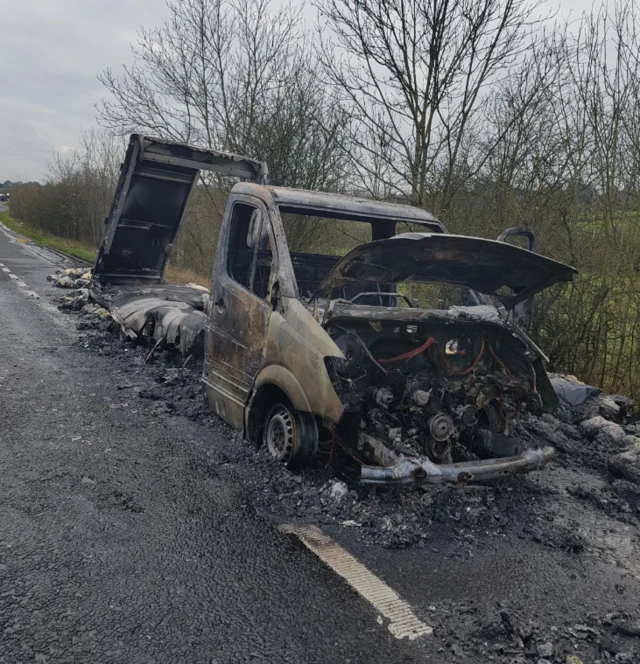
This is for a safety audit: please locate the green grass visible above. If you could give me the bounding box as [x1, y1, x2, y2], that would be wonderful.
[0, 211, 97, 264]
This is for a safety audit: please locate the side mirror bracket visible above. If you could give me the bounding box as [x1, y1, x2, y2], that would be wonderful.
[497, 226, 537, 333]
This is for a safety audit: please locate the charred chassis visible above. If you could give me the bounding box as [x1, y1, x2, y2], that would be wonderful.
[91, 135, 576, 485]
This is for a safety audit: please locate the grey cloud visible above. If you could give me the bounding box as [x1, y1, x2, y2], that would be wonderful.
[0, 0, 598, 182]
[0, 0, 169, 181]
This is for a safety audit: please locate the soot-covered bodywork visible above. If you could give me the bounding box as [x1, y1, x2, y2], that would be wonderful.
[92, 135, 577, 485]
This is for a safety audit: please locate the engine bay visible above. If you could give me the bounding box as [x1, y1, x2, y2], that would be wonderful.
[325, 315, 545, 466]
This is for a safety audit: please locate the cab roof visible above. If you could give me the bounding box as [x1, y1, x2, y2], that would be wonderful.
[232, 182, 445, 231]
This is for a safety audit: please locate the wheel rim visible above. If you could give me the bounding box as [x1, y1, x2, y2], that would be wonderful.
[265, 405, 297, 463]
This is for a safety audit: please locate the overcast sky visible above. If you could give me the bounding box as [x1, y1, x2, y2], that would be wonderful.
[0, 0, 594, 182]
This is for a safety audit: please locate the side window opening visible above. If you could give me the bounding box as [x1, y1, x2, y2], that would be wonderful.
[228, 202, 272, 299]
[279, 210, 375, 300]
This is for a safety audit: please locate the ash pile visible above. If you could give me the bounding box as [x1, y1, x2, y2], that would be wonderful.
[47, 267, 209, 360]
[48, 266, 112, 320]
[47, 266, 92, 289]
[49, 266, 212, 422]
[525, 375, 640, 476]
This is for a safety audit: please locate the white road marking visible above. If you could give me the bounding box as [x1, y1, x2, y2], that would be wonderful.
[1, 265, 40, 299]
[280, 524, 432, 640]
[0, 226, 73, 331]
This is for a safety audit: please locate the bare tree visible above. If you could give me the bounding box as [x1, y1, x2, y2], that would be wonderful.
[98, 0, 348, 191]
[315, 0, 550, 211]
[569, 1, 640, 241]
[48, 130, 125, 245]
[486, 0, 640, 396]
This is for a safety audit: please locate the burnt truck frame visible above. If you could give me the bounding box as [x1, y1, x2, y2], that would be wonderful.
[92, 135, 577, 485]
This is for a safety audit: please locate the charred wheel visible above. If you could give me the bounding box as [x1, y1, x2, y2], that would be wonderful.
[263, 403, 318, 467]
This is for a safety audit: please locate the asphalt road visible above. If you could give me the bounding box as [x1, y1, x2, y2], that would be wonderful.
[0, 222, 423, 663]
[2, 216, 640, 664]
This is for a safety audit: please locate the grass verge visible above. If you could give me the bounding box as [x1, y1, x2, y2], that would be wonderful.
[0, 210, 211, 287]
[0, 211, 97, 264]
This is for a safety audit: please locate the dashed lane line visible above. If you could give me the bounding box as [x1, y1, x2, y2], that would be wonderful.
[0, 262, 40, 298]
[0, 257, 69, 328]
[280, 524, 432, 641]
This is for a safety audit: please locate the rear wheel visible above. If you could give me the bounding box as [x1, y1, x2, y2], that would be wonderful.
[263, 403, 318, 467]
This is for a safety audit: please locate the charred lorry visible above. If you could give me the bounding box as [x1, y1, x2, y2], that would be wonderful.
[92, 135, 576, 485]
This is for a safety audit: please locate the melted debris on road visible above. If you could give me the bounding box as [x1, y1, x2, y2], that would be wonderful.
[47, 266, 92, 289]
[50, 269, 640, 544]
[51, 270, 640, 663]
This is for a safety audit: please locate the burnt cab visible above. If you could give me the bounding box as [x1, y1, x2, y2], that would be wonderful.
[203, 183, 575, 483]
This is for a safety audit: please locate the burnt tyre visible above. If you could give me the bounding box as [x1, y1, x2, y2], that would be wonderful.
[263, 403, 318, 467]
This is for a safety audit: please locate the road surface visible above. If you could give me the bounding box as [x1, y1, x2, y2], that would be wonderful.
[0, 221, 421, 663]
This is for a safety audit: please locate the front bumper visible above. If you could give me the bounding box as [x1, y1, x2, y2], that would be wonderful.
[360, 446, 555, 485]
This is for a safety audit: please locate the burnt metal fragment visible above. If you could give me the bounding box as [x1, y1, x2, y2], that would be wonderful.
[476, 428, 525, 458]
[360, 447, 555, 485]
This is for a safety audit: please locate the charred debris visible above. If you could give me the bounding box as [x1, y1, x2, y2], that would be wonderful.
[57, 134, 604, 486]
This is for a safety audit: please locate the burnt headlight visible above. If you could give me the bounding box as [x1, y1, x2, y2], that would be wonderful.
[331, 333, 365, 377]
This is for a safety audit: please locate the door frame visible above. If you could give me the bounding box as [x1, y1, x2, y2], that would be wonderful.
[203, 194, 277, 428]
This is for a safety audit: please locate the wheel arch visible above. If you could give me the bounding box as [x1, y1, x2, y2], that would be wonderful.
[245, 365, 311, 445]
